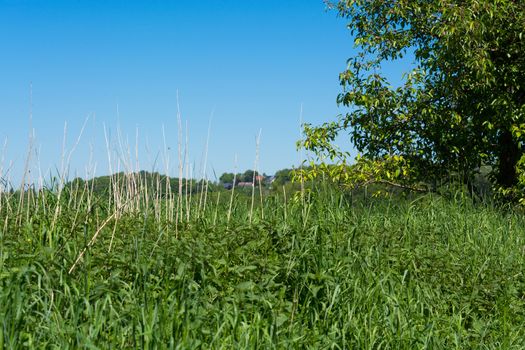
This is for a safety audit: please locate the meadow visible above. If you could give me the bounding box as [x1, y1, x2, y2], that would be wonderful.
[1, 174, 525, 349]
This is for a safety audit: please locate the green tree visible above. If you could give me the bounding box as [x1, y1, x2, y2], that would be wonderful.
[301, 0, 525, 200]
[273, 168, 292, 186]
[219, 172, 235, 184]
[240, 170, 259, 183]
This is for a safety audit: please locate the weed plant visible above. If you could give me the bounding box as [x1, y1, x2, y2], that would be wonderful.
[0, 181, 524, 349]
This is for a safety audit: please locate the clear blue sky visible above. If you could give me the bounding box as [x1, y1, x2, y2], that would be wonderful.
[0, 0, 390, 184]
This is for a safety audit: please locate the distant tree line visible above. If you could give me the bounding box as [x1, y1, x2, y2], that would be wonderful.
[59, 168, 298, 197]
[67, 171, 220, 197]
[218, 168, 294, 187]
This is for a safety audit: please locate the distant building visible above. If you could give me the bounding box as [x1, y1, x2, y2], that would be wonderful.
[223, 183, 233, 190]
[237, 182, 254, 187]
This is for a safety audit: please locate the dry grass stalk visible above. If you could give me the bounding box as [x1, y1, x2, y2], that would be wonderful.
[103, 124, 114, 210]
[17, 92, 34, 226]
[175, 91, 184, 237]
[213, 191, 220, 226]
[0, 138, 9, 214]
[162, 124, 173, 222]
[227, 155, 238, 225]
[249, 129, 262, 224]
[134, 128, 141, 212]
[50, 122, 68, 232]
[283, 185, 287, 223]
[198, 112, 213, 217]
[299, 104, 305, 204]
[177, 92, 184, 218]
[256, 130, 264, 220]
[68, 201, 125, 274]
[184, 121, 190, 223]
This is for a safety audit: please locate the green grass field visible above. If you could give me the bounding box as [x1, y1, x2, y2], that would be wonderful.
[1, 180, 524, 349]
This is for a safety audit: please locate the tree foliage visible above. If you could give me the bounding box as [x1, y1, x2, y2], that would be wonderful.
[301, 0, 525, 200]
[219, 172, 235, 184]
[273, 168, 293, 186]
[240, 170, 260, 183]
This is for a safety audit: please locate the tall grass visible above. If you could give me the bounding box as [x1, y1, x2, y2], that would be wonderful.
[0, 179, 524, 348]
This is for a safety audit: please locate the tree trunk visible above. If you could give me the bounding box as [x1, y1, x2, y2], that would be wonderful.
[496, 129, 521, 188]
